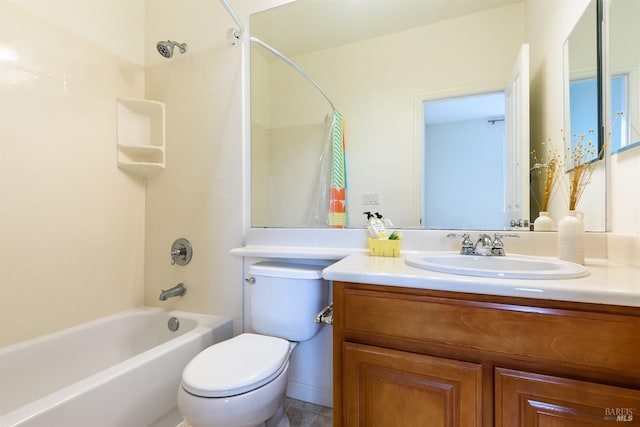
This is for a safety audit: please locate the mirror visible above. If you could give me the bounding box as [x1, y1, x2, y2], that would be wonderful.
[606, 0, 640, 232]
[250, 0, 529, 229]
[564, 0, 602, 159]
[609, 0, 640, 153]
[562, 0, 606, 231]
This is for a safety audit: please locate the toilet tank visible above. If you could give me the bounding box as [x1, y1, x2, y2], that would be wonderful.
[248, 261, 329, 342]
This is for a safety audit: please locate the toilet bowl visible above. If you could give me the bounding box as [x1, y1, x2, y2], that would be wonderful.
[177, 262, 329, 427]
[178, 334, 292, 427]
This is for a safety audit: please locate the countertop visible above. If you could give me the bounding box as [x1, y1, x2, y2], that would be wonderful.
[231, 244, 640, 307]
[229, 245, 357, 260]
[322, 252, 640, 307]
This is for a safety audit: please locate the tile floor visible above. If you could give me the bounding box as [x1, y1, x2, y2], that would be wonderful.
[174, 398, 332, 427]
[284, 397, 333, 427]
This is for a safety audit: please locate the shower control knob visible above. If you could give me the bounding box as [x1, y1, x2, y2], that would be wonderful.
[170, 238, 192, 266]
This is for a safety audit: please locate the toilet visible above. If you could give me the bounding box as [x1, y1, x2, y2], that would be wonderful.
[177, 261, 329, 427]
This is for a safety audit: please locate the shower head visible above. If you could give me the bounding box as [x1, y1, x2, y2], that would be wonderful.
[156, 40, 188, 58]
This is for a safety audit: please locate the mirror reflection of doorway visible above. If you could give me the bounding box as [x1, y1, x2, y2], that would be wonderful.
[423, 92, 506, 229]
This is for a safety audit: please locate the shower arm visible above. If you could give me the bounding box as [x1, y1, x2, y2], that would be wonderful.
[250, 36, 337, 112]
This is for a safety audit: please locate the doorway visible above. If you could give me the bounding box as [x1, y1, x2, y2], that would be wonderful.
[423, 92, 506, 229]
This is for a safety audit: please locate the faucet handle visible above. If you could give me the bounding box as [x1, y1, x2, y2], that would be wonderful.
[170, 248, 185, 265]
[491, 233, 519, 255]
[447, 233, 474, 254]
[170, 238, 193, 266]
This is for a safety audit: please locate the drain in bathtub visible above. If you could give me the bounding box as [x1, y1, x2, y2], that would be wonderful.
[168, 317, 180, 332]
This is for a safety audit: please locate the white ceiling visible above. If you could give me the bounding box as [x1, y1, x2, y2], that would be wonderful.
[424, 92, 506, 125]
[251, 0, 523, 57]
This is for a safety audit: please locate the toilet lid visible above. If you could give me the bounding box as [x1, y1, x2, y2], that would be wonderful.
[181, 333, 291, 398]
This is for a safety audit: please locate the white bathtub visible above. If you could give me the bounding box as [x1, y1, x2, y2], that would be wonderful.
[0, 307, 233, 427]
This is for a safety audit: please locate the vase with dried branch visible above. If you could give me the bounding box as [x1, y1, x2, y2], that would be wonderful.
[531, 139, 562, 231]
[565, 132, 598, 211]
[557, 130, 599, 265]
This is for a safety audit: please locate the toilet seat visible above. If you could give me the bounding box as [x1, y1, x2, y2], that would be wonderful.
[181, 333, 291, 398]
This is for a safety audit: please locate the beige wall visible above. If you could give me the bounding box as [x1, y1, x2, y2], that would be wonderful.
[0, 0, 255, 346]
[142, 0, 246, 330]
[0, 2, 146, 347]
[0, 0, 283, 347]
[140, 0, 293, 330]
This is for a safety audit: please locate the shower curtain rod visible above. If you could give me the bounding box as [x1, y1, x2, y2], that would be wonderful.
[219, 0, 245, 43]
[217, 0, 337, 112]
[250, 36, 337, 112]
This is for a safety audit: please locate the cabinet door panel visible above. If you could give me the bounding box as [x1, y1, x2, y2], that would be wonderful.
[496, 368, 640, 426]
[342, 342, 482, 427]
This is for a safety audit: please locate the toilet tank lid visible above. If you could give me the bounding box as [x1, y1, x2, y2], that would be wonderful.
[248, 261, 327, 279]
[181, 333, 290, 398]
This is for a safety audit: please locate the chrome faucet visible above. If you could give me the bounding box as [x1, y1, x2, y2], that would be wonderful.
[448, 233, 519, 256]
[474, 233, 494, 255]
[159, 283, 187, 301]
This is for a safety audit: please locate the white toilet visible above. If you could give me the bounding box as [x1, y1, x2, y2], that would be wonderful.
[177, 261, 329, 427]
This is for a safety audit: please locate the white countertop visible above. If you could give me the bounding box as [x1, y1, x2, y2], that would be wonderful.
[229, 245, 357, 260]
[322, 252, 640, 307]
[231, 229, 640, 307]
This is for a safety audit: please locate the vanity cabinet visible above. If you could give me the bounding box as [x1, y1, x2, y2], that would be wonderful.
[332, 281, 640, 427]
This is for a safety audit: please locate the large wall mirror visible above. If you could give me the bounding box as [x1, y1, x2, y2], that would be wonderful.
[250, 0, 605, 231]
[562, 0, 606, 231]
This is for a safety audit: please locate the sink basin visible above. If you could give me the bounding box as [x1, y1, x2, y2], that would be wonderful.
[405, 252, 589, 280]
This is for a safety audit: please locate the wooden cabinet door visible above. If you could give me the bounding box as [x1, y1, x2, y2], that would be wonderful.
[496, 368, 640, 426]
[342, 342, 482, 427]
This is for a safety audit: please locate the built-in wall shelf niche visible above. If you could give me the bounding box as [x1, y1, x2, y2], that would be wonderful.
[116, 97, 165, 177]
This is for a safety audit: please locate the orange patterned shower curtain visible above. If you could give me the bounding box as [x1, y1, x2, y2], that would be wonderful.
[328, 111, 347, 228]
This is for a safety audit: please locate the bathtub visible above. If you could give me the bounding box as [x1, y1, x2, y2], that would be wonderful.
[0, 307, 233, 427]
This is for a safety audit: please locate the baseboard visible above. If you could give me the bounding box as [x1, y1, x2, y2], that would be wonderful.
[286, 379, 333, 408]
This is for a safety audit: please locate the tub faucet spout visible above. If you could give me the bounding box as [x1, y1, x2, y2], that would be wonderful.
[159, 283, 187, 301]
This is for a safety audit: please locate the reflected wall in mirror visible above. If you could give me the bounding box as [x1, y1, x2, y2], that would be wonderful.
[557, 0, 606, 231]
[606, 0, 640, 233]
[250, 0, 529, 229]
[423, 92, 505, 230]
[565, 0, 601, 160]
[609, 0, 640, 154]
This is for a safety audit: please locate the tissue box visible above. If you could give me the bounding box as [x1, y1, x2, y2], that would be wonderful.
[368, 238, 402, 257]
